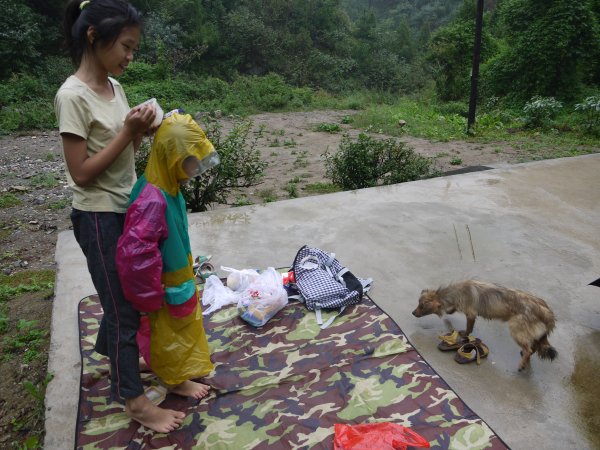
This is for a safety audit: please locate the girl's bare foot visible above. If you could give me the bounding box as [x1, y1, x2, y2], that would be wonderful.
[125, 394, 185, 433]
[170, 380, 211, 400]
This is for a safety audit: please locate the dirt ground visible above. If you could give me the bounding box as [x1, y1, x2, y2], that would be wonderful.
[0, 109, 577, 445]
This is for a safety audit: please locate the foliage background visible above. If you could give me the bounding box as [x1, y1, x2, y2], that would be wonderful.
[1, 0, 597, 136]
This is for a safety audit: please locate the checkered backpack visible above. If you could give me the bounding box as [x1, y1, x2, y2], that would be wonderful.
[291, 245, 372, 328]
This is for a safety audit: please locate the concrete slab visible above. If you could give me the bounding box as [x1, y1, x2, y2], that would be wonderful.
[45, 154, 600, 450]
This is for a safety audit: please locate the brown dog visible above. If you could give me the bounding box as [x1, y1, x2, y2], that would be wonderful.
[412, 280, 558, 371]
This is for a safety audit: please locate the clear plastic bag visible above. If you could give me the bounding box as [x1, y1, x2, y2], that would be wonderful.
[222, 266, 260, 292]
[201, 274, 239, 315]
[237, 267, 288, 327]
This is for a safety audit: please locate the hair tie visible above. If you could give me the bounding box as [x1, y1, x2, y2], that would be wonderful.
[80, 0, 91, 10]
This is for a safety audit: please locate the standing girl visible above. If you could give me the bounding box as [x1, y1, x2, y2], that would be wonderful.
[55, 0, 184, 433]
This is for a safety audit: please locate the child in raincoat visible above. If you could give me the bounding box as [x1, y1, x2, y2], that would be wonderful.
[116, 112, 215, 400]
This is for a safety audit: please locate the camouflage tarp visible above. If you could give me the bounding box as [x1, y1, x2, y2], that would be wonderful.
[76, 293, 509, 449]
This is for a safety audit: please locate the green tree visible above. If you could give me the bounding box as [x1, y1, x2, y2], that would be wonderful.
[483, 0, 598, 102]
[0, 0, 42, 79]
[426, 0, 497, 101]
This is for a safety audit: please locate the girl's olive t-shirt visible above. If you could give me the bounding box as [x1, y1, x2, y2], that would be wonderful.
[54, 75, 136, 213]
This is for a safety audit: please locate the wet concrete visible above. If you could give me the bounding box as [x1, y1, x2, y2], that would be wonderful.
[45, 154, 600, 449]
[570, 331, 600, 449]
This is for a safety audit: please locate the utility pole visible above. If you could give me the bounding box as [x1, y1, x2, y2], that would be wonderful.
[467, 0, 484, 134]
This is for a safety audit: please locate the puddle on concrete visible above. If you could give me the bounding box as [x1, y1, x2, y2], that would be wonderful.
[209, 211, 252, 225]
[569, 331, 600, 449]
[486, 178, 501, 185]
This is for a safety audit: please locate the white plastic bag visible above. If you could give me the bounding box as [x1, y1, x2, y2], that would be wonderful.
[237, 267, 288, 327]
[201, 275, 239, 315]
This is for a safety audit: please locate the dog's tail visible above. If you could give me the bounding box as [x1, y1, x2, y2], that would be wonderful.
[536, 334, 558, 361]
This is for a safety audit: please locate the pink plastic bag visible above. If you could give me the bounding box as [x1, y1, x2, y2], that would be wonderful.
[333, 423, 430, 450]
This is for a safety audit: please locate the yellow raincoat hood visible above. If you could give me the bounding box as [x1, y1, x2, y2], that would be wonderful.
[145, 112, 215, 196]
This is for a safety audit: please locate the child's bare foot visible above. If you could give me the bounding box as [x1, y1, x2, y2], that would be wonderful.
[111, 357, 150, 379]
[125, 394, 185, 433]
[139, 356, 150, 372]
[170, 380, 211, 400]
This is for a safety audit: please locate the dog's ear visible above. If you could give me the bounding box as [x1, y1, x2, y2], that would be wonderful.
[420, 289, 426, 294]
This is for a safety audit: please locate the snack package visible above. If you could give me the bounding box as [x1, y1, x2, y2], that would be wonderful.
[237, 267, 288, 327]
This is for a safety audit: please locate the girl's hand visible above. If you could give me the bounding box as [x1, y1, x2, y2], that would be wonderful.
[124, 104, 157, 137]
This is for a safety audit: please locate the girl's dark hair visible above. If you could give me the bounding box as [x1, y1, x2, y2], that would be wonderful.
[63, 0, 142, 64]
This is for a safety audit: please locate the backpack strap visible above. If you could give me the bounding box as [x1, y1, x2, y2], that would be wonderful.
[315, 306, 346, 329]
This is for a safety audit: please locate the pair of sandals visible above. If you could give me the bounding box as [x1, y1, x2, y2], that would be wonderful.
[438, 330, 489, 365]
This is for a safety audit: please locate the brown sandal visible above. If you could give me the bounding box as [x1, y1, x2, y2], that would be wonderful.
[437, 330, 476, 351]
[454, 340, 489, 365]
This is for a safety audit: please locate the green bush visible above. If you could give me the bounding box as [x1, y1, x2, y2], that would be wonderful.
[181, 117, 267, 212]
[34, 56, 73, 88]
[574, 96, 600, 133]
[196, 77, 232, 101]
[0, 74, 51, 105]
[0, 101, 56, 134]
[125, 73, 312, 117]
[522, 96, 563, 128]
[314, 123, 342, 133]
[231, 74, 291, 110]
[324, 133, 436, 190]
[0, 193, 21, 208]
[118, 61, 168, 84]
[0, 66, 319, 133]
[134, 140, 151, 177]
[0, 72, 58, 134]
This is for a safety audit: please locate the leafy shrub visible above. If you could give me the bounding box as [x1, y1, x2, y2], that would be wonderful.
[0, 101, 56, 134]
[314, 123, 342, 133]
[323, 133, 436, 190]
[522, 96, 563, 128]
[0, 193, 21, 208]
[0, 305, 7, 334]
[231, 73, 295, 110]
[134, 140, 151, 177]
[435, 101, 468, 117]
[0, 74, 51, 105]
[181, 117, 267, 212]
[0, 73, 57, 134]
[574, 96, 600, 133]
[29, 173, 59, 188]
[196, 77, 232, 101]
[118, 61, 168, 84]
[475, 112, 507, 131]
[126, 79, 206, 110]
[34, 56, 73, 88]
